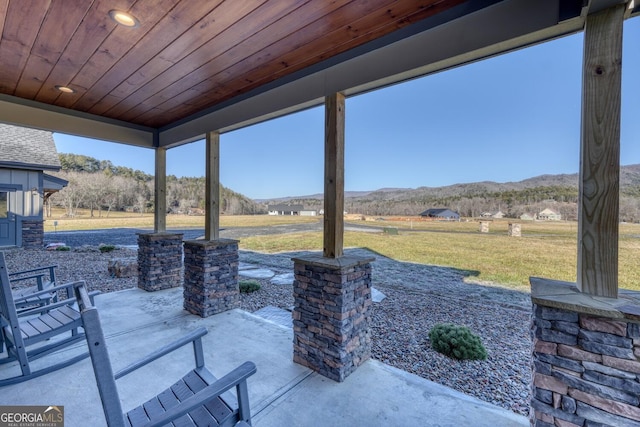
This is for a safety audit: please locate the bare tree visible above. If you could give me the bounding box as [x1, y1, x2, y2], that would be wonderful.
[51, 171, 85, 217]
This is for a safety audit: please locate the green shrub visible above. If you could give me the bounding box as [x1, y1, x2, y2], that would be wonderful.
[55, 245, 71, 251]
[428, 323, 487, 361]
[99, 244, 116, 253]
[239, 279, 261, 293]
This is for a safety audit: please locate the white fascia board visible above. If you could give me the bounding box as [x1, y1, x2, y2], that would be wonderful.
[0, 94, 155, 148]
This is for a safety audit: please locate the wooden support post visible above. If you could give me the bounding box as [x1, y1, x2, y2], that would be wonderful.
[205, 131, 220, 241]
[577, 5, 624, 298]
[154, 147, 167, 233]
[324, 93, 345, 258]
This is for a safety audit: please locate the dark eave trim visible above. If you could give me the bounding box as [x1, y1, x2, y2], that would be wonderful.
[0, 161, 60, 171]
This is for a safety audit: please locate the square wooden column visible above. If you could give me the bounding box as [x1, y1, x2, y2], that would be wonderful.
[324, 92, 345, 258]
[293, 92, 373, 382]
[205, 131, 220, 241]
[183, 131, 239, 316]
[154, 147, 167, 233]
[577, 5, 624, 298]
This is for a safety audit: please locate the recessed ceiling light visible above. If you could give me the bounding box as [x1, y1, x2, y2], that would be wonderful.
[55, 85, 76, 94]
[109, 10, 139, 28]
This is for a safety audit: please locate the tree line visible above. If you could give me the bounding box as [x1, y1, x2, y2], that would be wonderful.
[49, 154, 263, 217]
[268, 185, 640, 222]
[51, 154, 640, 222]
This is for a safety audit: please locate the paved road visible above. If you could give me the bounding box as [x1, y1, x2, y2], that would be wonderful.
[44, 221, 383, 247]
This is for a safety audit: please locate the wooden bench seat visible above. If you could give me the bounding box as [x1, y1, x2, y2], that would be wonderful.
[125, 369, 238, 427]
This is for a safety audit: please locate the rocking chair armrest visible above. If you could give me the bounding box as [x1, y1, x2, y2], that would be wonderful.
[8, 265, 57, 278]
[18, 280, 82, 299]
[143, 361, 257, 427]
[17, 296, 81, 317]
[9, 273, 48, 285]
[114, 327, 209, 380]
[17, 282, 100, 317]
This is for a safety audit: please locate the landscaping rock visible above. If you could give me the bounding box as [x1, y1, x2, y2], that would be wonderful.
[108, 258, 138, 278]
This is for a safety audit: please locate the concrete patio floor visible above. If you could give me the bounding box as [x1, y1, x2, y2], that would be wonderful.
[0, 287, 528, 426]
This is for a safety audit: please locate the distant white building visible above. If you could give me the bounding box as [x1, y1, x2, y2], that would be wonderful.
[268, 204, 304, 215]
[537, 208, 561, 221]
[481, 211, 504, 219]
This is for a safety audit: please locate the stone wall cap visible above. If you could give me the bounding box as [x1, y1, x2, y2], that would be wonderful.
[137, 232, 184, 238]
[183, 238, 239, 247]
[531, 276, 640, 321]
[292, 254, 375, 269]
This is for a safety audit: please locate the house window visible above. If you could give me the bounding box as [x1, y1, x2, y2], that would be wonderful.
[0, 192, 7, 218]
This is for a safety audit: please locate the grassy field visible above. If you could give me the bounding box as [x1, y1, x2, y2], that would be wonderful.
[240, 218, 640, 292]
[43, 208, 318, 231]
[43, 209, 640, 291]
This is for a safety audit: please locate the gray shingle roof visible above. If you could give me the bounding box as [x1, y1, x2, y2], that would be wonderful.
[0, 123, 61, 171]
[268, 204, 304, 211]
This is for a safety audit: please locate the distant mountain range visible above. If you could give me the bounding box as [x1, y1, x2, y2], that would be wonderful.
[256, 164, 640, 221]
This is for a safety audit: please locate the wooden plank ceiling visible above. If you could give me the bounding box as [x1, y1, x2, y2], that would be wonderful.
[0, 0, 463, 130]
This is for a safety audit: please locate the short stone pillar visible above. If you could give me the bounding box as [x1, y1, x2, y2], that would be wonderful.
[530, 277, 640, 427]
[183, 239, 240, 318]
[292, 254, 374, 382]
[479, 221, 490, 233]
[508, 223, 521, 237]
[137, 233, 183, 291]
[21, 220, 43, 249]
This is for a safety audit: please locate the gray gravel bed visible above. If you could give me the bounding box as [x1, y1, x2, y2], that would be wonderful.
[4, 244, 532, 417]
[237, 249, 532, 416]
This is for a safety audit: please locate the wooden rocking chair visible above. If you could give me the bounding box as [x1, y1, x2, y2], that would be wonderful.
[0, 252, 97, 386]
[75, 282, 257, 427]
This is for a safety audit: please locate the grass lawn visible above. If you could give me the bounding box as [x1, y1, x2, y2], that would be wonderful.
[239, 219, 640, 292]
[43, 209, 640, 292]
[43, 208, 318, 231]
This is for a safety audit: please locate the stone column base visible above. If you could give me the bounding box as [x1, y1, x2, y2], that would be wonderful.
[22, 220, 43, 249]
[137, 233, 183, 291]
[183, 239, 239, 318]
[530, 277, 640, 427]
[293, 254, 374, 382]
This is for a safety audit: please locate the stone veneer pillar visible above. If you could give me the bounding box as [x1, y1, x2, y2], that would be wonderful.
[293, 254, 374, 382]
[530, 277, 640, 427]
[137, 233, 183, 291]
[183, 239, 239, 318]
[21, 220, 43, 249]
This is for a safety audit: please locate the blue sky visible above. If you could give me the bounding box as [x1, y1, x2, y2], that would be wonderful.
[54, 18, 640, 200]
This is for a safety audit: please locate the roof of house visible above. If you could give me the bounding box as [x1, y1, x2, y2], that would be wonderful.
[539, 208, 559, 215]
[43, 173, 68, 191]
[0, 124, 61, 171]
[268, 204, 304, 211]
[419, 208, 459, 217]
